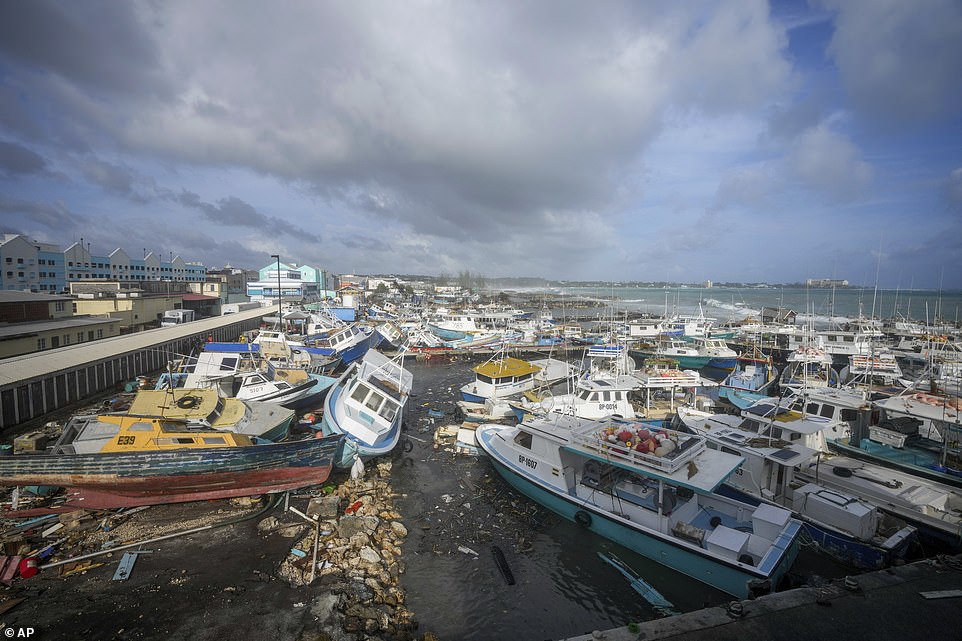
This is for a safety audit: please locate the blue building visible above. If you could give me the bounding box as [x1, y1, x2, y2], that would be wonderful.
[247, 261, 334, 302]
[0, 234, 207, 293]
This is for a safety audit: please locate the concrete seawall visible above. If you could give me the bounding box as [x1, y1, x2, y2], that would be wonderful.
[561, 555, 962, 641]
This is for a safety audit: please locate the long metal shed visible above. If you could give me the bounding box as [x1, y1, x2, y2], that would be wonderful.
[0, 307, 268, 431]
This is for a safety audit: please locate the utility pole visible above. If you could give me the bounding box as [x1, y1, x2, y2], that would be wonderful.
[271, 254, 282, 329]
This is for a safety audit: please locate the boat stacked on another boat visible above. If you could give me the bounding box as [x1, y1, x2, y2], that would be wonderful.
[477, 414, 802, 598]
[158, 351, 337, 411]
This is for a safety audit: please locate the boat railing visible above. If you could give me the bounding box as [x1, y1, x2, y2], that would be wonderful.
[568, 424, 706, 474]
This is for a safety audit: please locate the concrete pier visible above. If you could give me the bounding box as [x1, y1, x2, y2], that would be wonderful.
[0, 307, 267, 430]
[561, 555, 962, 641]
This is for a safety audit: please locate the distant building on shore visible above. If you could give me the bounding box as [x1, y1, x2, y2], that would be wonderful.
[0, 233, 207, 293]
[806, 278, 849, 287]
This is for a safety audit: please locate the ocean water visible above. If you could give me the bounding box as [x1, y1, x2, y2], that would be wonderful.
[394, 357, 848, 640]
[536, 285, 962, 329]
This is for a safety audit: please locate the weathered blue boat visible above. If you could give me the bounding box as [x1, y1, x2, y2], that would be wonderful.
[0, 412, 344, 510]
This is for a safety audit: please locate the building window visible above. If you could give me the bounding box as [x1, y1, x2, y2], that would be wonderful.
[4, 257, 10, 263]
[88, 331, 94, 340]
[77, 332, 84, 343]
[54, 301, 65, 312]
[37, 338, 46, 350]
[17, 258, 23, 264]
[63, 335, 69, 345]
[97, 329, 104, 338]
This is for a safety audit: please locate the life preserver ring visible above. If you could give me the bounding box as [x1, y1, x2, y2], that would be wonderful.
[176, 395, 200, 409]
[574, 510, 592, 527]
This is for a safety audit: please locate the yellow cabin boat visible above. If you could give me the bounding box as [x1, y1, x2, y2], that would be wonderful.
[62, 414, 255, 454]
[125, 388, 295, 442]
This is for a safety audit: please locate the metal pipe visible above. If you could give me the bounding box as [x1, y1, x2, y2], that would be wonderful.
[40, 523, 214, 570]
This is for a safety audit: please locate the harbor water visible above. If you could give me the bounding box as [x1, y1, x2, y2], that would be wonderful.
[393, 356, 850, 641]
[532, 286, 962, 328]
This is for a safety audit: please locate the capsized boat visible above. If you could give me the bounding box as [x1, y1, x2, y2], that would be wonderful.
[477, 415, 802, 598]
[319, 349, 413, 466]
[0, 414, 345, 509]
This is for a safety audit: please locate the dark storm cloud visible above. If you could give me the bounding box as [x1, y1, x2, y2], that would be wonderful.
[0, 141, 48, 176]
[174, 191, 320, 243]
[0, 195, 85, 229]
[0, 1, 164, 95]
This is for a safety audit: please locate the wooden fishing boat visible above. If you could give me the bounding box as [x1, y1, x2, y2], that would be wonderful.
[0, 414, 344, 509]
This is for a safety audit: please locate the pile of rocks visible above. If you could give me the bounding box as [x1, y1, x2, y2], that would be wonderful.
[273, 461, 419, 640]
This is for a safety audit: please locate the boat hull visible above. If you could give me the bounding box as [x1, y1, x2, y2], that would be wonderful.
[0, 435, 344, 509]
[479, 431, 798, 599]
[320, 376, 402, 466]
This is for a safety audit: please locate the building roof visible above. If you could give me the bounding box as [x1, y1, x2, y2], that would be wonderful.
[0, 291, 72, 303]
[0, 316, 121, 339]
[0, 306, 268, 387]
[181, 293, 220, 301]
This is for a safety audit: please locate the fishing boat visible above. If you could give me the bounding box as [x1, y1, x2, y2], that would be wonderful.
[778, 345, 839, 392]
[713, 395, 962, 550]
[0, 413, 344, 509]
[157, 351, 337, 411]
[304, 322, 384, 366]
[374, 320, 407, 351]
[126, 388, 296, 442]
[319, 349, 413, 466]
[629, 337, 712, 370]
[688, 336, 738, 370]
[630, 358, 717, 419]
[509, 374, 641, 422]
[477, 415, 802, 598]
[717, 347, 778, 409]
[459, 352, 577, 403]
[206, 331, 341, 374]
[672, 407, 918, 570]
[790, 387, 962, 488]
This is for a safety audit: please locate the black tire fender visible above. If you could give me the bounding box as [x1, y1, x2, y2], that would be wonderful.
[574, 510, 592, 527]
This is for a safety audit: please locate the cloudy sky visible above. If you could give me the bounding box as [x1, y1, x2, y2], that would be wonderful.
[1, 1, 960, 287]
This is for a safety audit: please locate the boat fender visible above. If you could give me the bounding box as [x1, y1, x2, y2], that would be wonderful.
[709, 515, 722, 528]
[832, 466, 853, 478]
[492, 545, 516, 585]
[574, 510, 592, 527]
[176, 395, 200, 409]
[738, 554, 755, 566]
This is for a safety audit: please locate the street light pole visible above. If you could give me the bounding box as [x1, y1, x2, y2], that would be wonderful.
[270, 254, 282, 330]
